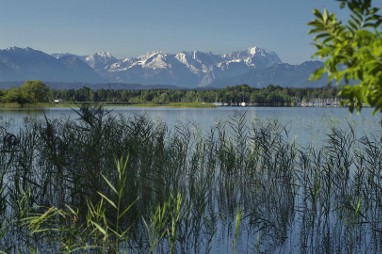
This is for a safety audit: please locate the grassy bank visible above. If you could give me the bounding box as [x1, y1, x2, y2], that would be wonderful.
[0, 102, 47, 109]
[0, 102, 78, 109]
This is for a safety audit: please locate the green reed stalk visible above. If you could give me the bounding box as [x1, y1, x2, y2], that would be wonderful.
[1, 104, 381, 252]
[232, 207, 242, 254]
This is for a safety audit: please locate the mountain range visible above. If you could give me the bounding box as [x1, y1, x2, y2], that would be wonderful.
[0, 46, 327, 89]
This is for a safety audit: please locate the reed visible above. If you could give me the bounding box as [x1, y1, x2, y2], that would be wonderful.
[0, 104, 381, 253]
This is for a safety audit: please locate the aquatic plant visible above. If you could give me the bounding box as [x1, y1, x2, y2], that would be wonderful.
[0, 105, 380, 253]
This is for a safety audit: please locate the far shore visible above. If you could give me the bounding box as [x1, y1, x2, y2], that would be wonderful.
[0, 101, 351, 110]
[0, 101, 216, 109]
[0, 100, 356, 110]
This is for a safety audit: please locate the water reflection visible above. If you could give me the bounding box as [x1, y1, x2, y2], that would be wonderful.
[0, 106, 381, 253]
[1, 106, 379, 146]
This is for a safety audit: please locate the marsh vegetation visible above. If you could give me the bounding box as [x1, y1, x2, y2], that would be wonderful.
[0, 104, 381, 253]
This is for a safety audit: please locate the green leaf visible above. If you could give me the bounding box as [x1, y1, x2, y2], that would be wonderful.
[309, 67, 326, 81]
[348, 20, 359, 32]
[314, 33, 331, 41]
[101, 174, 118, 195]
[90, 221, 107, 236]
[97, 191, 117, 209]
[350, 12, 363, 25]
[119, 197, 139, 220]
[312, 9, 323, 20]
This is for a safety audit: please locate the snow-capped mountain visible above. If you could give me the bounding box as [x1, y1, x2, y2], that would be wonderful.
[222, 47, 281, 68]
[0, 46, 327, 88]
[82, 52, 118, 72]
[77, 46, 282, 87]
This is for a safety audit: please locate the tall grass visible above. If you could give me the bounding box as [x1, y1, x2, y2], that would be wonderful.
[0, 104, 381, 253]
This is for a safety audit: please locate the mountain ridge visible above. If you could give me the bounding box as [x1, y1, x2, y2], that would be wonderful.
[0, 46, 327, 88]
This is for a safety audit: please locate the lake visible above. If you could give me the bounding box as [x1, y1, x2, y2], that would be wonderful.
[1, 106, 380, 145]
[1, 106, 381, 253]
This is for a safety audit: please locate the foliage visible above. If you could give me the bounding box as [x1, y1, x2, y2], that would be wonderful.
[0, 82, 342, 107]
[21, 80, 50, 103]
[86, 156, 138, 252]
[144, 192, 188, 254]
[21, 156, 138, 253]
[309, 0, 382, 113]
[1, 87, 28, 104]
[0, 80, 49, 105]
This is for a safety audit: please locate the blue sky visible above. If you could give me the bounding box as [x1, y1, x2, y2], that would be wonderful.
[1, 0, 350, 64]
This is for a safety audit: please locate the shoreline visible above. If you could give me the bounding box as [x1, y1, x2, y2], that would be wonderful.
[0, 102, 216, 109]
[0, 101, 351, 110]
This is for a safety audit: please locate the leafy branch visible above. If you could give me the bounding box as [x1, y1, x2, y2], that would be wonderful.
[309, 0, 382, 113]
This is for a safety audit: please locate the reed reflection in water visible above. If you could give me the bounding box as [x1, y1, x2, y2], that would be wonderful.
[0, 105, 381, 253]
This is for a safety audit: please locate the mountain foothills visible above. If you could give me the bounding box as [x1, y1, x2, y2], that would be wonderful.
[0, 46, 327, 88]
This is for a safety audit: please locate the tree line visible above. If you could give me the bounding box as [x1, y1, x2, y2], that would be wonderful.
[0, 80, 341, 106]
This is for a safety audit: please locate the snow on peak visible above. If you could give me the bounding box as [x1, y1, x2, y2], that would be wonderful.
[87, 51, 116, 61]
[193, 51, 199, 60]
[131, 51, 169, 69]
[139, 50, 164, 60]
[98, 51, 113, 57]
[175, 52, 188, 65]
[5, 46, 35, 53]
[249, 47, 257, 55]
[89, 52, 116, 61]
[144, 54, 168, 69]
[83, 51, 118, 70]
[242, 46, 275, 58]
[6, 46, 20, 51]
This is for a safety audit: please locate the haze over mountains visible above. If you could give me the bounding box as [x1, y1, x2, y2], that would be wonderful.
[0, 46, 327, 89]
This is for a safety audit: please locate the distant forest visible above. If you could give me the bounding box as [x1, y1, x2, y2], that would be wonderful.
[0, 81, 341, 106]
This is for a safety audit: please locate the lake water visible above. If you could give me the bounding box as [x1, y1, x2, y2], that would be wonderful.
[1, 106, 382, 253]
[1, 106, 380, 146]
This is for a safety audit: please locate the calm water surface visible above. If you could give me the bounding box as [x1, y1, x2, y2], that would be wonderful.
[0, 106, 380, 145]
[1, 106, 382, 253]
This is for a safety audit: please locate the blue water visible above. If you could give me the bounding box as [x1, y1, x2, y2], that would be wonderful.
[1, 106, 381, 253]
[1, 106, 380, 145]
